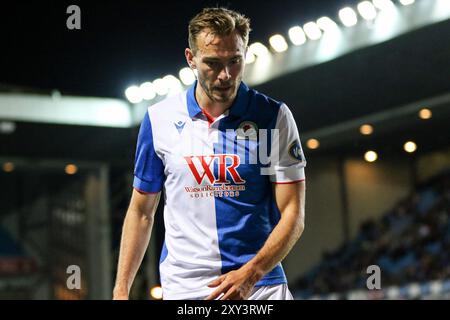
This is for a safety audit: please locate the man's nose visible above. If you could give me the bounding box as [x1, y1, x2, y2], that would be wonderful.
[218, 66, 231, 81]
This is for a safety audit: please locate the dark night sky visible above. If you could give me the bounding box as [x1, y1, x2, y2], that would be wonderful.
[1, 0, 355, 99]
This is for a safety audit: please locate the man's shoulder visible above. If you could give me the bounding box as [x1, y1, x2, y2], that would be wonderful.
[248, 86, 284, 109]
[246, 86, 286, 119]
[146, 90, 187, 115]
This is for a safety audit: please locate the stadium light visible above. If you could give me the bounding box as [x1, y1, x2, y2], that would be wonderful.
[248, 42, 270, 57]
[125, 85, 143, 104]
[316, 17, 338, 33]
[65, 164, 78, 175]
[339, 7, 358, 27]
[372, 0, 395, 11]
[404, 141, 417, 153]
[419, 108, 432, 120]
[179, 67, 196, 86]
[364, 150, 378, 162]
[269, 34, 289, 53]
[163, 75, 183, 96]
[360, 124, 374, 135]
[307, 139, 320, 150]
[288, 26, 307, 46]
[150, 285, 163, 300]
[399, 0, 415, 5]
[303, 22, 322, 40]
[2, 162, 14, 173]
[245, 51, 256, 64]
[140, 82, 156, 100]
[357, 1, 378, 20]
[153, 78, 169, 96]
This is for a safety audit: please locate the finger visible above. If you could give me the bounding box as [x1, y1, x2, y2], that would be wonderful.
[205, 282, 231, 300]
[207, 275, 225, 287]
[205, 284, 226, 300]
[220, 287, 237, 300]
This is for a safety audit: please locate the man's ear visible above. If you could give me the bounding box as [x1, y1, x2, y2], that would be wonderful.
[185, 48, 196, 69]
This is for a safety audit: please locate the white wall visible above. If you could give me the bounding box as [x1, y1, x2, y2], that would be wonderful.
[344, 157, 413, 238]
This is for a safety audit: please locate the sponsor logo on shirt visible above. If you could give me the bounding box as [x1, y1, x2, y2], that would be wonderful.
[183, 154, 246, 198]
[184, 154, 245, 185]
[174, 121, 186, 134]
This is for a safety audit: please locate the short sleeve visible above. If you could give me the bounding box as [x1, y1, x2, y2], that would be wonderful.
[133, 112, 164, 193]
[270, 104, 307, 183]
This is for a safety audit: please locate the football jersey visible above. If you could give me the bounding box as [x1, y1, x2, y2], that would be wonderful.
[133, 81, 306, 299]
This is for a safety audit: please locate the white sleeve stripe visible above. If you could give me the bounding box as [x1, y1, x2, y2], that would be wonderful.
[270, 166, 305, 183]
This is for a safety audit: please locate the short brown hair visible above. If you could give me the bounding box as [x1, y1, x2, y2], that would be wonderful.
[188, 7, 251, 53]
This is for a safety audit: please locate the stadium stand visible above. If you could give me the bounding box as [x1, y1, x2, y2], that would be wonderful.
[293, 168, 450, 299]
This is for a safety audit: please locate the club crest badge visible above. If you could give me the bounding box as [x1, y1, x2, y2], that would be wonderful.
[236, 121, 258, 140]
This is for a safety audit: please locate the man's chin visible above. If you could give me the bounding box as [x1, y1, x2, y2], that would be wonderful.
[212, 90, 237, 103]
[214, 95, 235, 103]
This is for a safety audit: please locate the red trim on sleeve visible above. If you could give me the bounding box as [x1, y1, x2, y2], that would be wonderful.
[272, 179, 305, 185]
[134, 187, 159, 195]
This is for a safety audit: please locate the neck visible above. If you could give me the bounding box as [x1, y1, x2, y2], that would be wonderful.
[195, 84, 234, 118]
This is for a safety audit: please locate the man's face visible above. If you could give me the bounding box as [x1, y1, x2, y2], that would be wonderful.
[188, 29, 246, 104]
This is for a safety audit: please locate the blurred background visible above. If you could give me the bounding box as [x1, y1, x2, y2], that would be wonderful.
[0, 0, 449, 300]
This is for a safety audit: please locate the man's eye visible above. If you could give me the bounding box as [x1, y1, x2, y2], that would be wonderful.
[206, 61, 219, 67]
[230, 59, 241, 64]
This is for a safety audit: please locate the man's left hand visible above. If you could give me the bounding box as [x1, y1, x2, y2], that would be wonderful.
[205, 265, 260, 300]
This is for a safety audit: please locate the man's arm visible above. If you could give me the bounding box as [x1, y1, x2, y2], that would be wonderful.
[113, 189, 161, 299]
[206, 181, 305, 300]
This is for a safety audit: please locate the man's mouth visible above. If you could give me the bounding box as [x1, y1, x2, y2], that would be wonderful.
[215, 85, 232, 92]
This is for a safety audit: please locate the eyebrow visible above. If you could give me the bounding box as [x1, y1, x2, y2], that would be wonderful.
[202, 55, 243, 62]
